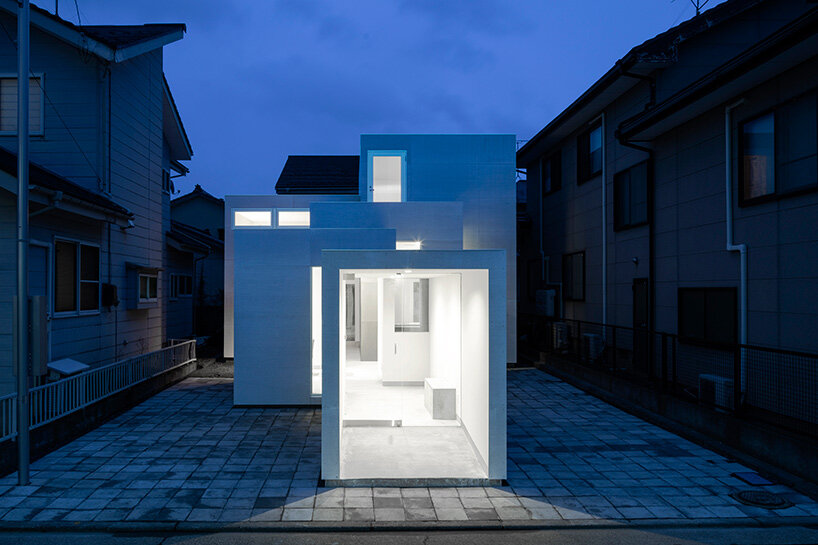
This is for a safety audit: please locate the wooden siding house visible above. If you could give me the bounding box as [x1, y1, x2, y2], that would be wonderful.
[0, 2, 194, 394]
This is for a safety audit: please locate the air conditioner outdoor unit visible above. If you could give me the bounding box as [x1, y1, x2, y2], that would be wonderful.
[552, 322, 569, 350]
[699, 374, 734, 410]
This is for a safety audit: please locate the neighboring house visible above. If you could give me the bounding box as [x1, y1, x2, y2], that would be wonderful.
[225, 135, 515, 484]
[171, 184, 225, 340]
[0, 3, 193, 394]
[517, 0, 818, 353]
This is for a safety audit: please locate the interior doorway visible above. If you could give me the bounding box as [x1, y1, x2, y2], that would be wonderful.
[337, 269, 490, 480]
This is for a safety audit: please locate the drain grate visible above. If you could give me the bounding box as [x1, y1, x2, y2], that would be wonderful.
[731, 490, 793, 509]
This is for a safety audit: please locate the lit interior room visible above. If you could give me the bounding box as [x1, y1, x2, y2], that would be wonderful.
[314, 267, 491, 481]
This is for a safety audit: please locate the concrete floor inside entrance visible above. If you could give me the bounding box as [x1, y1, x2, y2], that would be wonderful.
[340, 343, 486, 480]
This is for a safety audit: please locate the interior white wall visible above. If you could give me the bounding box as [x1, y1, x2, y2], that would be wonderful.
[380, 278, 430, 384]
[311, 267, 322, 395]
[459, 269, 490, 470]
[429, 275, 462, 414]
[359, 278, 378, 361]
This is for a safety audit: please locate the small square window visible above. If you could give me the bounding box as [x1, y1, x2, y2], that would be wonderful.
[139, 274, 158, 302]
[678, 288, 737, 345]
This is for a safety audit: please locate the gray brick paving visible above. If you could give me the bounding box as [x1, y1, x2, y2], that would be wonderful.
[1, 372, 817, 525]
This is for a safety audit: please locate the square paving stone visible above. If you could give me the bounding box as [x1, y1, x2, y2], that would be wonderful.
[186, 508, 222, 521]
[312, 508, 343, 521]
[435, 508, 468, 521]
[250, 508, 283, 521]
[465, 508, 499, 521]
[374, 497, 403, 509]
[345, 508, 374, 521]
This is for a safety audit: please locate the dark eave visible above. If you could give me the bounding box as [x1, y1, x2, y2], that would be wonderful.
[0, 145, 132, 218]
[516, 0, 765, 166]
[618, 6, 818, 141]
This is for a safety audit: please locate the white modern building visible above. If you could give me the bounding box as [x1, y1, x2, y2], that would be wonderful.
[224, 134, 515, 484]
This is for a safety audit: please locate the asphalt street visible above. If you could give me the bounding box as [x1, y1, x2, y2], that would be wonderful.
[2, 526, 818, 545]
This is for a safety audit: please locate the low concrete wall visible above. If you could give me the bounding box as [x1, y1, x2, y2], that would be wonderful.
[0, 359, 197, 477]
[536, 356, 818, 487]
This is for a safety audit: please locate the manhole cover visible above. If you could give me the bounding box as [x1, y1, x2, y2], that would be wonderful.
[731, 490, 793, 509]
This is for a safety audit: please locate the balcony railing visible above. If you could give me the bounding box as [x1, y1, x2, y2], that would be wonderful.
[0, 339, 196, 443]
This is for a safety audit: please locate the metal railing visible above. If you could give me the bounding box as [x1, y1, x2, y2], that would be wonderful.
[519, 315, 818, 438]
[0, 339, 196, 443]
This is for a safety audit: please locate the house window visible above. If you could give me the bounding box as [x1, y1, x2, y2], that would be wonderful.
[577, 123, 602, 184]
[396, 240, 422, 250]
[741, 113, 775, 201]
[0, 76, 44, 134]
[541, 151, 561, 195]
[54, 240, 99, 313]
[678, 288, 737, 346]
[139, 274, 158, 302]
[740, 92, 818, 204]
[162, 169, 173, 194]
[170, 274, 193, 299]
[233, 209, 272, 228]
[395, 277, 428, 332]
[369, 151, 405, 202]
[562, 251, 584, 301]
[276, 209, 310, 228]
[614, 161, 649, 230]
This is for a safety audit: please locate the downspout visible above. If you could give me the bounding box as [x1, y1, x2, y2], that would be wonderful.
[594, 113, 608, 329]
[725, 100, 747, 399]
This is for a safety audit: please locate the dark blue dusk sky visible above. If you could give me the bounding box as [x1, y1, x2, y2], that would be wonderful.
[47, 0, 725, 197]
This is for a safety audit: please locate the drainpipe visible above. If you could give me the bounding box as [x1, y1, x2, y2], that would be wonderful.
[590, 112, 608, 329]
[724, 100, 747, 398]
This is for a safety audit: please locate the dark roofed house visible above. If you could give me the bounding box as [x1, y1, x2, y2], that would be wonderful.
[0, 2, 195, 393]
[171, 185, 225, 341]
[517, 0, 818, 471]
[275, 155, 360, 195]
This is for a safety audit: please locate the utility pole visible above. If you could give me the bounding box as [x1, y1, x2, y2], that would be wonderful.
[16, 0, 30, 487]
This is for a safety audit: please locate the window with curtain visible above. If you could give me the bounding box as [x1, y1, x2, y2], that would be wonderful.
[0, 77, 43, 134]
[740, 92, 818, 203]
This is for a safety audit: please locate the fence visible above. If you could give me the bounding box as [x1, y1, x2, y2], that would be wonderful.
[0, 339, 196, 443]
[519, 315, 818, 438]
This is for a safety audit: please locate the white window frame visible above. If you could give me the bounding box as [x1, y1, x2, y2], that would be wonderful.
[0, 72, 46, 136]
[232, 208, 273, 229]
[138, 273, 159, 303]
[275, 208, 310, 229]
[367, 150, 407, 203]
[52, 237, 100, 318]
